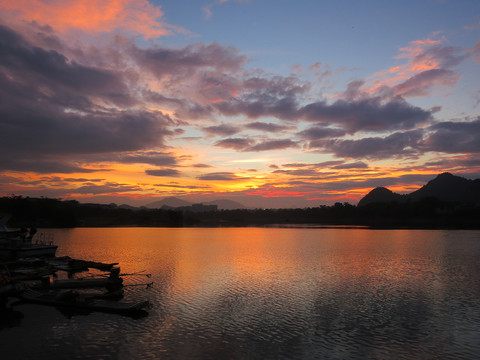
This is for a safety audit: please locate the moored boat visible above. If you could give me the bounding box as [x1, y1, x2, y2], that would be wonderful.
[0, 241, 58, 259]
[0, 215, 57, 260]
[35, 266, 123, 289]
[45, 257, 119, 273]
[40, 276, 124, 289]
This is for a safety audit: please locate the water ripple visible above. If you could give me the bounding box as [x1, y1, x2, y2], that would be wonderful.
[3, 228, 480, 359]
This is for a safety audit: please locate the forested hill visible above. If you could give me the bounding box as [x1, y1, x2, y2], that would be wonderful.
[358, 172, 480, 207]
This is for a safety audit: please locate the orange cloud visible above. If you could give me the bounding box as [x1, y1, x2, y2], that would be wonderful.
[392, 36, 458, 76]
[211, 98, 226, 103]
[0, 0, 169, 38]
[410, 38, 441, 46]
[246, 189, 307, 198]
[363, 35, 463, 98]
[410, 62, 439, 71]
[388, 66, 401, 73]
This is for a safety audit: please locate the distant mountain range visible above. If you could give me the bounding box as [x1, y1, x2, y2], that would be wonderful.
[145, 197, 246, 210]
[358, 172, 480, 206]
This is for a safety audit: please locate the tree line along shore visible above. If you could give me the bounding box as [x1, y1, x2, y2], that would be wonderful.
[1, 196, 479, 229]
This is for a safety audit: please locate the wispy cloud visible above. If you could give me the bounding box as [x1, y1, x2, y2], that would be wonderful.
[146, 169, 182, 177]
[203, 124, 241, 136]
[197, 172, 246, 181]
[203, 0, 243, 20]
[366, 35, 467, 99]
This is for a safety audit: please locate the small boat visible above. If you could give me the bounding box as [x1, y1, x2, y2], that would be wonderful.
[45, 257, 118, 273]
[0, 215, 57, 260]
[46, 276, 123, 289]
[38, 268, 123, 290]
[75, 288, 125, 300]
[45, 257, 89, 273]
[19, 288, 149, 315]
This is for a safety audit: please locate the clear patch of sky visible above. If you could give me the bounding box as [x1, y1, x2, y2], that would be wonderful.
[156, 0, 480, 77]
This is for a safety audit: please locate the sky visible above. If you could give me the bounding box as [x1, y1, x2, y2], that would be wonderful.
[0, 0, 479, 208]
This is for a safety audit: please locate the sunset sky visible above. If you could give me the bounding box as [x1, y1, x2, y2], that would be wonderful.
[1, 0, 479, 208]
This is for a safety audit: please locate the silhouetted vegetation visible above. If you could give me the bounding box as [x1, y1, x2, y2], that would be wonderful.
[0, 196, 183, 228]
[1, 195, 479, 229]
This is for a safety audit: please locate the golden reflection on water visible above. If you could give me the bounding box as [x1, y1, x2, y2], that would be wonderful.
[50, 227, 450, 289]
[10, 227, 480, 359]
[49, 227, 452, 305]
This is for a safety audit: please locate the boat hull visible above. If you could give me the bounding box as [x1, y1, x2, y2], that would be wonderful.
[49, 277, 123, 289]
[0, 244, 58, 260]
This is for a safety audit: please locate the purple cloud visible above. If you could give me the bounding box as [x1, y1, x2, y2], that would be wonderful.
[146, 169, 182, 177]
[243, 75, 310, 97]
[332, 161, 369, 169]
[215, 95, 299, 120]
[320, 130, 424, 159]
[203, 124, 241, 136]
[118, 152, 178, 166]
[192, 163, 213, 168]
[133, 42, 247, 78]
[0, 157, 97, 173]
[0, 25, 132, 106]
[245, 139, 297, 152]
[281, 161, 344, 169]
[394, 69, 460, 97]
[273, 169, 319, 177]
[0, 25, 174, 173]
[300, 97, 432, 133]
[424, 118, 480, 153]
[197, 172, 244, 181]
[411, 45, 466, 70]
[299, 126, 347, 139]
[213, 71, 433, 135]
[245, 122, 292, 132]
[215, 138, 253, 150]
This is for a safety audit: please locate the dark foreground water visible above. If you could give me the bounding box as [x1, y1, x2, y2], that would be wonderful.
[2, 228, 480, 359]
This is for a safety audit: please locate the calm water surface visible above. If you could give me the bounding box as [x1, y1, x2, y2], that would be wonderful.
[2, 228, 480, 359]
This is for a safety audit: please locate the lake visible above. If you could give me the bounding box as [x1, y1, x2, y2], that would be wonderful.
[2, 227, 480, 359]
